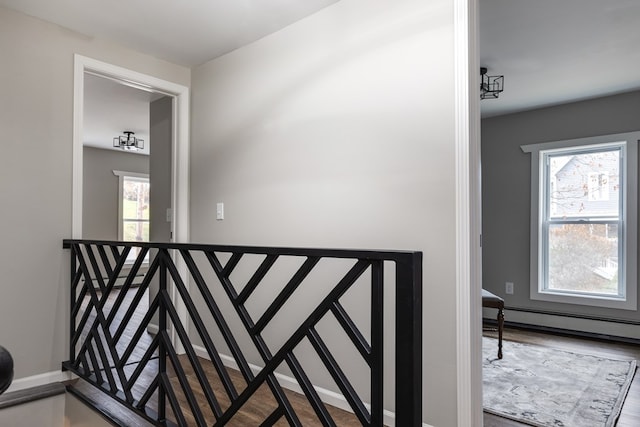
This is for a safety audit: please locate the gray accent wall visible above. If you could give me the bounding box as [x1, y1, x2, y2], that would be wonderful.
[190, 1, 459, 424]
[148, 96, 172, 329]
[149, 96, 173, 243]
[482, 90, 640, 325]
[0, 5, 189, 381]
[82, 146, 149, 240]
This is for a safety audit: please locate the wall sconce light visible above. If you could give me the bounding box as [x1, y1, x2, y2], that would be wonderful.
[114, 131, 144, 151]
[481, 67, 504, 100]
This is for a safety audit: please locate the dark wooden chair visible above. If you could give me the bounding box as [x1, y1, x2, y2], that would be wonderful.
[482, 289, 504, 359]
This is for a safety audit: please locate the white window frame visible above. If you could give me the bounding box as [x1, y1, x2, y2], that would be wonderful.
[113, 170, 150, 264]
[522, 132, 639, 310]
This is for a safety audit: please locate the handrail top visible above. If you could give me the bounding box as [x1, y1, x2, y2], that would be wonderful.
[62, 239, 422, 262]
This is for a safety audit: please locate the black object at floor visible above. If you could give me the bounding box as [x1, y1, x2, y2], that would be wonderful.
[0, 345, 13, 395]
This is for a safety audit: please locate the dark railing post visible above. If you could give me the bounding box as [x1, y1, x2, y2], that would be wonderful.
[370, 259, 384, 426]
[158, 249, 168, 423]
[395, 252, 423, 426]
[69, 243, 77, 365]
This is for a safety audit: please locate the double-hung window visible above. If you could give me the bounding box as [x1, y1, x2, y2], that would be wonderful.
[113, 170, 150, 264]
[522, 132, 638, 310]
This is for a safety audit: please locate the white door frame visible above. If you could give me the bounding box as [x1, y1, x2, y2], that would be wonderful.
[454, 0, 482, 425]
[72, 54, 189, 244]
[72, 54, 190, 351]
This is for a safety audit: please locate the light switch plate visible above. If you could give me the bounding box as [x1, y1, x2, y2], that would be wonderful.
[216, 203, 224, 220]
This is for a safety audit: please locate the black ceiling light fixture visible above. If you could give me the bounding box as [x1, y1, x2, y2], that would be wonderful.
[480, 67, 504, 100]
[114, 131, 144, 151]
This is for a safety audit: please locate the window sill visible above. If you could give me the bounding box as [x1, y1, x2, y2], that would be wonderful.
[531, 288, 637, 311]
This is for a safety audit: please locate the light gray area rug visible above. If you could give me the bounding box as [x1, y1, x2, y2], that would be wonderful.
[483, 337, 636, 427]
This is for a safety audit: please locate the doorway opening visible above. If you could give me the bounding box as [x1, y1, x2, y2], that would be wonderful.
[72, 54, 189, 244]
[72, 54, 190, 349]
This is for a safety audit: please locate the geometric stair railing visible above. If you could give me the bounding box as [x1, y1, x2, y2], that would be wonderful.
[62, 240, 422, 426]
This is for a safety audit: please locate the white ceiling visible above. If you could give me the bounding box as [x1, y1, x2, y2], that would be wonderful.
[3, 0, 639, 126]
[83, 74, 159, 155]
[0, 0, 339, 67]
[480, 0, 640, 117]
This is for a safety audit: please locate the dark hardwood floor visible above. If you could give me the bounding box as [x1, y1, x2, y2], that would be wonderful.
[70, 287, 365, 426]
[483, 327, 640, 427]
[70, 356, 363, 426]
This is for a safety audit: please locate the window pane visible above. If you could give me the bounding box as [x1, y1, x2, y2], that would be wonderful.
[549, 150, 620, 219]
[123, 220, 149, 242]
[123, 179, 150, 220]
[547, 223, 619, 295]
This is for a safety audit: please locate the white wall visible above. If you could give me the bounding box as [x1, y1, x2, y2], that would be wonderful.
[190, 0, 458, 424]
[0, 5, 189, 381]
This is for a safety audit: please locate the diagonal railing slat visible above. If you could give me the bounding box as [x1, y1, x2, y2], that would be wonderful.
[137, 374, 160, 410]
[194, 252, 256, 384]
[261, 406, 285, 426]
[161, 329, 208, 427]
[96, 245, 113, 279]
[160, 372, 188, 427]
[236, 254, 279, 304]
[161, 288, 224, 419]
[126, 334, 160, 394]
[62, 239, 422, 426]
[251, 256, 321, 334]
[119, 294, 160, 366]
[221, 252, 243, 277]
[307, 327, 370, 426]
[84, 341, 102, 384]
[330, 301, 372, 365]
[285, 352, 337, 427]
[177, 250, 243, 400]
[85, 245, 106, 292]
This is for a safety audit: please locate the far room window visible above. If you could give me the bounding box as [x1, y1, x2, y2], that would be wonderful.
[113, 170, 149, 263]
[522, 133, 638, 310]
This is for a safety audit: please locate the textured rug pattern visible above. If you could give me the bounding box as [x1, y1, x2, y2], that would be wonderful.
[483, 337, 636, 427]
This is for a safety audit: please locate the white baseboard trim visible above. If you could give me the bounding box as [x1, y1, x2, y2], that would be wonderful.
[6, 370, 75, 393]
[3, 351, 433, 426]
[488, 308, 640, 340]
[192, 345, 432, 427]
